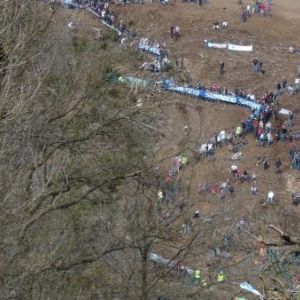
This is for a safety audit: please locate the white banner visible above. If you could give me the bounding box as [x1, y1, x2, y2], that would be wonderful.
[228, 44, 253, 52]
[207, 42, 227, 49]
[279, 108, 292, 115]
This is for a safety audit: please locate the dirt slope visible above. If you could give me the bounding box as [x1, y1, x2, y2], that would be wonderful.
[103, 0, 300, 209]
[67, 1, 300, 298]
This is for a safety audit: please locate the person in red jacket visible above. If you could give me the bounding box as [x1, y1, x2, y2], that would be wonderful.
[259, 3, 265, 16]
[253, 118, 259, 129]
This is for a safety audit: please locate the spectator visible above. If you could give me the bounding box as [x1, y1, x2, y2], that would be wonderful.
[251, 186, 257, 195]
[213, 21, 220, 30]
[220, 61, 225, 74]
[170, 26, 174, 38]
[193, 211, 200, 219]
[246, 4, 251, 15]
[295, 77, 300, 92]
[267, 132, 273, 146]
[68, 21, 76, 32]
[217, 270, 225, 282]
[266, 191, 274, 203]
[282, 78, 287, 89]
[263, 156, 269, 170]
[174, 26, 180, 40]
[292, 190, 300, 207]
[287, 112, 293, 130]
[275, 157, 282, 173]
[258, 61, 264, 74]
[193, 269, 201, 285]
[253, 58, 259, 72]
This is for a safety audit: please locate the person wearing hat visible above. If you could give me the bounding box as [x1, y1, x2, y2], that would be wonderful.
[217, 270, 225, 282]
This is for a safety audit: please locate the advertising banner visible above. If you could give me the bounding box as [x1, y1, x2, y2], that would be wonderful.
[137, 43, 161, 56]
[207, 42, 227, 49]
[125, 76, 150, 87]
[206, 42, 253, 52]
[163, 80, 262, 111]
[278, 108, 292, 115]
[228, 44, 253, 52]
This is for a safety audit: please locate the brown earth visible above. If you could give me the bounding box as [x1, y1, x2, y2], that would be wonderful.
[63, 1, 300, 298]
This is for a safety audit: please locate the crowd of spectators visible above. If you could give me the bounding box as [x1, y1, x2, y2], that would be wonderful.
[289, 133, 300, 171]
[186, 76, 299, 107]
[241, 0, 273, 22]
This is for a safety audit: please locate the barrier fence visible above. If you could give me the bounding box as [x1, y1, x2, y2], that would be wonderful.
[84, 5, 122, 36]
[163, 79, 263, 111]
[136, 43, 162, 56]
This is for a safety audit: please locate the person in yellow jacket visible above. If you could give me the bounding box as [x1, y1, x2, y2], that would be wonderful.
[235, 126, 243, 137]
[118, 76, 125, 83]
[193, 269, 201, 285]
[217, 270, 225, 282]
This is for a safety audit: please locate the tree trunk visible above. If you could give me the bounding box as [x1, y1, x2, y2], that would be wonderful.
[140, 243, 150, 300]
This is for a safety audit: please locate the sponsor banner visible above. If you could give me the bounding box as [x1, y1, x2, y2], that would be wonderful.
[206, 42, 253, 51]
[279, 108, 292, 115]
[165, 85, 200, 97]
[228, 44, 253, 52]
[239, 98, 261, 110]
[207, 42, 227, 49]
[201, 91, 238, 104]
[163, 81, 263, 111]
[125, 76, 150, 87]
[137, 43, 161, 56]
